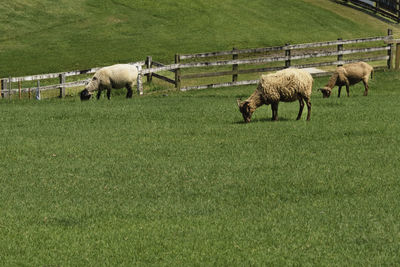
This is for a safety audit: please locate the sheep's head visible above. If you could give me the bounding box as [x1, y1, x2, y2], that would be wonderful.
[237, 99, 253, 123]
[86, 76, 100, 92]
[80, 89, 92, 101]
[318, 87, 332, 98]
[80, 77, 99, 101]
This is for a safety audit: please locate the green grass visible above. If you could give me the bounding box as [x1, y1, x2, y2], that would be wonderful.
[1, 0, 398, 77]
[1, 71, 400, 265]
[2, 0, 400, 265]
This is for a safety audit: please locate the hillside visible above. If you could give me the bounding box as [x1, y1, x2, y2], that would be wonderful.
[0, 0, 398, 76]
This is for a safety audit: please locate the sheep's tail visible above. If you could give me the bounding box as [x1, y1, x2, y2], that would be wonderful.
[370, 68, 374, 80]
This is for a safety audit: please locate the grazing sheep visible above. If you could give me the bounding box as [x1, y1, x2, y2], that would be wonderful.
[237, 68, 313, 122]
[80, 64, 139, 100]
[318, 62, 373, 98]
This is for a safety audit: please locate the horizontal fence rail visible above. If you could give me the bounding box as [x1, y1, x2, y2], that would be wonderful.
[178, 36, 390, 60]
[143, 46, 389, 75]
[4, 61, 145, 83]
[180, 56, 389, 80]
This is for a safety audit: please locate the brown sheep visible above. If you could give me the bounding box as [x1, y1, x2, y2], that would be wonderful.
[318, 62, 373, 98]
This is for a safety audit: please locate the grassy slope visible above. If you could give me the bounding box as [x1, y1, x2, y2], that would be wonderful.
[1, 71, 400, 265]
[0, 0, 397, 77]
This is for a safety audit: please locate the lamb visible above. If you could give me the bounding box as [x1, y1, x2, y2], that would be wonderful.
[237, 68, 313, 122]
[318, 62, 373, 98]
[80, 64, 139, 100]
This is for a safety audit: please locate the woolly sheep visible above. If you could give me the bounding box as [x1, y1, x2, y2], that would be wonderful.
[318, 62, 373, 98]
[80, 64, 139, 100]
[237, 68, 313, 122]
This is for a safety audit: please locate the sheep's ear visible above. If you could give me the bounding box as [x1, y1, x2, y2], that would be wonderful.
[236, 99, 242, 107]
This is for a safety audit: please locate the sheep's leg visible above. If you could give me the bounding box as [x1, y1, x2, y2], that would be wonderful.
[296, 98, 304, 120]
[362, 79, 368, 96]
[338, 86, 342, 98]
[271, 103, 278, 121]
[106, 89, 111, 100]
[345, 83, 350, 97]
[305, 98, 311, 121]
[96, 89, 102, 100]
[126, 84, 133, 98]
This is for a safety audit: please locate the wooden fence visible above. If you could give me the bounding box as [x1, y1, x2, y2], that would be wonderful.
[0, 61, 144, 99]
[342, 0, 400, 22]
[141, 29, 397, 92]
[1, 30, 399, 99]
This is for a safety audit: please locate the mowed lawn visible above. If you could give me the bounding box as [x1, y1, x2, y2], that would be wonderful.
[1, 70, 400, 265]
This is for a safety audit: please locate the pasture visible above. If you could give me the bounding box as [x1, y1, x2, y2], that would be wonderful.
[2, 0, 400, 265]
[1, 71, 400, 265]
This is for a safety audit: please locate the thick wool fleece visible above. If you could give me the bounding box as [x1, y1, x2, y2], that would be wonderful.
[238, 68, 313, 122]
[86, 64, 139, 92]
[253, 68, 313, 104]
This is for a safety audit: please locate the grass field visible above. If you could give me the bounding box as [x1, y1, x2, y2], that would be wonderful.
[1, 71, 400, 265]
[2, 0, 400, 265]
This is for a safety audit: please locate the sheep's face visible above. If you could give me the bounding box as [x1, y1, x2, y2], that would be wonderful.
[237, 100, 253, 123]
[80, 89, 92, 101]
[319, 87, 332, 98]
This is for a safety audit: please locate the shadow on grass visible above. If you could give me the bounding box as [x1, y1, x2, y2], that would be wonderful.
[233, 117, 291, 124]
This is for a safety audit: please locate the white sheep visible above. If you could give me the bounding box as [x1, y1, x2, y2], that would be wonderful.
[80, 64, 139, 100]
[318, 62, 373, 98]
[237, 68, 313, 122]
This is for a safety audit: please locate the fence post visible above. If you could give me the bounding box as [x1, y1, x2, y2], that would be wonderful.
[59, 73, 66, 98]
[8, 77, 11, 100]
[0, 79, 3, 99]
[146, 56, 152, 83]
[18, 80, 22, 100]
[397, 0, 400, 23]
[175, 54, 181, 90]
[395, 42, 400, 70]
[232, 47, 238, 82]
[387, 29, 393, 69]
[2, 79, 7, 99]
[36, 80, 41, 100]
[337, 38, 343, 66]
[284, 44, 291, 68]
[136, 65, 143, 95]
